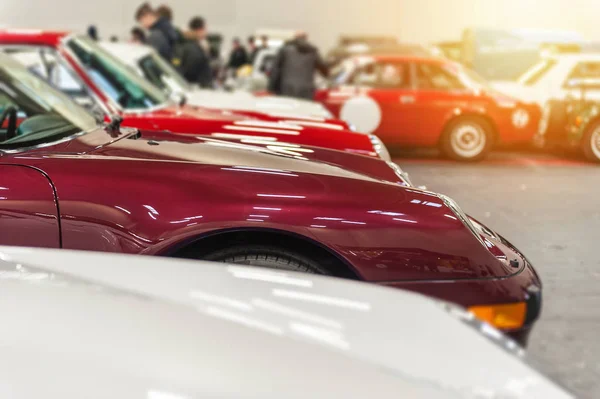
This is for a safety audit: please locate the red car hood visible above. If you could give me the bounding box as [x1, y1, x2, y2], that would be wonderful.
[120, 105, 378, 158]
[42, 127, 406, 185]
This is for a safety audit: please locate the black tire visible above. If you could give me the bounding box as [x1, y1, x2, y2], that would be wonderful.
[582, 121, 600, 163]
[202, 245, 331, 275]
[440, 117, 493, 162]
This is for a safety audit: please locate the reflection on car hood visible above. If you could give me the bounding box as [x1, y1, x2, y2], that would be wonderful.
[187, 88, 333, 119]
[49, 127, 406, 185]
[0, 247, 572, 399]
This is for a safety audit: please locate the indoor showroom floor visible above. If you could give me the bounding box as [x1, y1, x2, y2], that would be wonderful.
[396, 150, 600, 399]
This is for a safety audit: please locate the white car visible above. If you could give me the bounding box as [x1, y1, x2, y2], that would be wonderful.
[97, 42, 335, 120]
[0, 247, 571, 398]
[492, 53, 600, 106]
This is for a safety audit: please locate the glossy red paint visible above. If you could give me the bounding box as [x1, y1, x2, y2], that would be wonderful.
[315, 55, 542, 148]
[0, 30, 377, 158]
[0, 41, 542, 337]
[0, 124, 541, 336]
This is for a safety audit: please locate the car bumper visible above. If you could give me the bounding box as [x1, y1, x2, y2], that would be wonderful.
[380, 260, 542, 347]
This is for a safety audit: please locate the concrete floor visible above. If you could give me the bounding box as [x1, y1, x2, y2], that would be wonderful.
[394, 151, 600, 399]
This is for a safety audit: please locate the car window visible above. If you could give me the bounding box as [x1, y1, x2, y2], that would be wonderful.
[8, 48, 102, 114]
[0, 55, 97, 148]
[415, 62, 465, 90]
[351, 62, 411, 89]
[563, 61, 600, 89]
[66, 36, 168, 110]
[517, 59, 557, 86]
[138, 52, 189, 95]
[566, 62, 600, 79]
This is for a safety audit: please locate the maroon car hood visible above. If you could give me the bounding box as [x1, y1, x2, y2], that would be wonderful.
[41, 127, 405, 186]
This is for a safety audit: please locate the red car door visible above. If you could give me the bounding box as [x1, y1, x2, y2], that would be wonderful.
[405, 61, 475, 147]
[318, 60, 418, 146]
[363, 61, 421, 146]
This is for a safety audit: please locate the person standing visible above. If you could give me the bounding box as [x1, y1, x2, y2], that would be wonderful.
[268, 32, 328, 100]
[227, 38, 249, 71]
[247, 36, 259, 64]
[179, 16, 213, 88]
[130, 27, 146, 44]
[135, 3, 178, 62]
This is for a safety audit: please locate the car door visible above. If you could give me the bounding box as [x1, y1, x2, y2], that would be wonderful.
[0, 93, 60, 248]
[407, 61, 474, 146]
[319, 60, 416, 145]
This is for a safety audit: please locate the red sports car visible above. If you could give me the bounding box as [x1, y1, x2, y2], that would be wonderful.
[315, 55, 542, 161]
[0, 54, 541, 345]
[0, 30, 389, 160]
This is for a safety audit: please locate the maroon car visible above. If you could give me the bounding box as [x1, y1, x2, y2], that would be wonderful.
[0, 54, 541, 345]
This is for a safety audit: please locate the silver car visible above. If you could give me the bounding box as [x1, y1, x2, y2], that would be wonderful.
[0, 247, 571, 398]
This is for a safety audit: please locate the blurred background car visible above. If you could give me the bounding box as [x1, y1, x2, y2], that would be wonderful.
[0, 247, 573, 399]
[99, 41, 336, 119]
[315, 54, 541, 161]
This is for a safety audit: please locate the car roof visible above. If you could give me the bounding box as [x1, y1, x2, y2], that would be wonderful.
[0, 247, 570, 398]
[0, 29, 69, 47]
[368, 54, 445, 63]
[99, 41, 152, 63]
[550, 53, 600, 62]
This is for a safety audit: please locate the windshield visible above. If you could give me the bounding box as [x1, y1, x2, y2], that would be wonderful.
[0, 56, 97, 148]
[457, 65, 491, 90]
[517, 59, 557, 86]
[137, 51, 190, 95]
[65, 36, 169, 110]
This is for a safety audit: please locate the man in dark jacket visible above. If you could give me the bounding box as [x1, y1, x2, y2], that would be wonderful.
[268, 32, 328, 100]
[135, 3, 178, 62]
[227, 38, 249, 71]
[178, 16, 213, 88]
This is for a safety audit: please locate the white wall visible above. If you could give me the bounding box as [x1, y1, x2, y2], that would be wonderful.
[1, 0, 599, 50]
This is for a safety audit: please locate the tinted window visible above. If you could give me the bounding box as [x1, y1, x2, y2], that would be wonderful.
[567, 62, 600, 80]
[351, 62, 411, 89]
[415, 63, 465, 90]
[0, 56, 97, 148]
[66, 36, 168, 110]
[138, 52, 189, 94]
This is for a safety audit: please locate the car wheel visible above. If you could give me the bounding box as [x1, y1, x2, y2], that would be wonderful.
[202, 245, 331, 274]
[441, 117, 493, 162]
[582, 121, 600, 163]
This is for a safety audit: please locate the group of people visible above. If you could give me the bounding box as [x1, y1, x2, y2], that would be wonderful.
[133, 3, 213, 88]
[89, 3, 331, 100]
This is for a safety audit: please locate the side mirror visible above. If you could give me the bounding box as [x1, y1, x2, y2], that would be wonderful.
[169, 91, 187, 106]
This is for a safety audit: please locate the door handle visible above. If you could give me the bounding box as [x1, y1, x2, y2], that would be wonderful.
[399, 95, 416, 104]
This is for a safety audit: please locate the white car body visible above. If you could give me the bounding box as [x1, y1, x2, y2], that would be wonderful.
[99, 42, 334, 120]
[492, 53, 600, 106]
[0, 247, 571, 398]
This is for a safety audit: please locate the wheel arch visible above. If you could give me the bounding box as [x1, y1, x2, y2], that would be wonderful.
[439, 111, 499, 146]
[161, 227, 362, 280]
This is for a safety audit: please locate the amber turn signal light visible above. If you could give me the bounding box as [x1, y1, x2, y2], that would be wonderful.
[468, 302, 527, 330]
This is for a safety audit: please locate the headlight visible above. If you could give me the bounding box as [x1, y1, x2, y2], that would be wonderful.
[386, 161, 413, 186]
[369, 134, 391, 161]
[438, 194, 485, 246]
